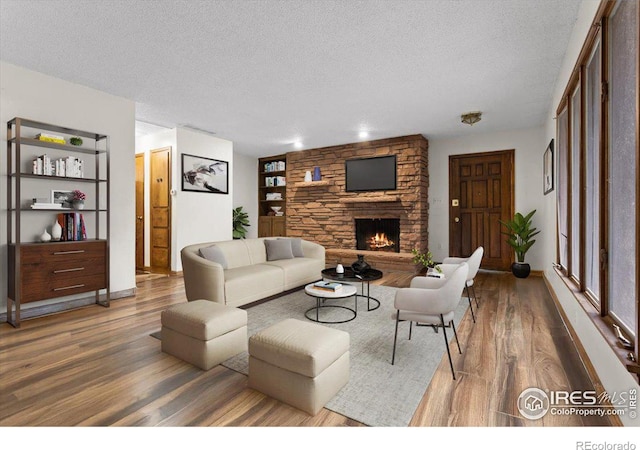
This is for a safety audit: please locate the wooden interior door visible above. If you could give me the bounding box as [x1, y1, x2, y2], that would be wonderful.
[449, 150, 514, 271]
[135, 153, 145, 271]
[150, 147, 171, 272]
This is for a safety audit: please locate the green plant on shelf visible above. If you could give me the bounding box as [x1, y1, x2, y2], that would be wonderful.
[70, 137, 83, 146]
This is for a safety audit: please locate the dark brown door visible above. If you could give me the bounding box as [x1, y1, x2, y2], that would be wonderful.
[150, 147, 171, 272]
[449, 150, 514, 271]
[135, 153, 145, 271]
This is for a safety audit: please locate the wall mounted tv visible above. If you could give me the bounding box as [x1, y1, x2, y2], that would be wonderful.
[345, 155, 397, 192]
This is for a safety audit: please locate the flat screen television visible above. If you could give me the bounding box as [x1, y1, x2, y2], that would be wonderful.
[345, 155, 396, 192]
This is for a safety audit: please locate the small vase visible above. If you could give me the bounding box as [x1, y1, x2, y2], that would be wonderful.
[51, 220, 62, 241]
[40, 229, 51, 242]
[351, 254, 370, 274]
[73, 200, 85, 210]
[304, 171, 312, 182]
[336, 263, 344, 274]
[312, 166, 322, 181]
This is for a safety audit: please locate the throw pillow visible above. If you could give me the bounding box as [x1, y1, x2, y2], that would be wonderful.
[264, 239, 294, 261]
[278, 237, 304, 257]
[199, 245, 228, 269]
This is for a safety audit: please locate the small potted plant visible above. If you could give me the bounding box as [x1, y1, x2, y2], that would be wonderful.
[71, 189, 86, 209]
[411, 248, 442, 275]
[69, 137, 83, 146]
[232, 206, 250, 239]
[499, 209, 540, 278]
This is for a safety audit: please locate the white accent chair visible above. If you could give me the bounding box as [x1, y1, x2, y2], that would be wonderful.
[391, 262, 469, 380]
[442, 246, 484, 323]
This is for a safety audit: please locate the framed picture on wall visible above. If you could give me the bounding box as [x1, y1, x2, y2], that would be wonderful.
[181, 153, 229, 194]
[543, 139, 554, 195]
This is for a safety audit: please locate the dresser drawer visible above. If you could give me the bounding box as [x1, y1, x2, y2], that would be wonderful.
[20, 273, 107, 303]
[20, 241, 106, 264]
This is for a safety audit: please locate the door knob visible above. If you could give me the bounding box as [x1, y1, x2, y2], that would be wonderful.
[137, 216, 143, 220]
[454, 217, 460, 223]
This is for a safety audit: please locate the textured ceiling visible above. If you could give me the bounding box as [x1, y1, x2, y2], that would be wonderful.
[0, 0, 582, 157]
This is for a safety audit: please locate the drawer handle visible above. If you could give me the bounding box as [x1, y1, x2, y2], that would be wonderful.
[53, 267, 85, 274]
[53, 250, 86, 255]
[53, 284, 85, 291]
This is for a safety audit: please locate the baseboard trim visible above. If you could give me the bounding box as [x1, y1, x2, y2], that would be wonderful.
[1, 288, 136, 323]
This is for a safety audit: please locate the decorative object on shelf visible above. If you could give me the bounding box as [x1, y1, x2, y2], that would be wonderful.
[35, 132, 65, 144]
[351, 254, 371, 274]
[51, 220, 62, 241]
[182, 153, 229, 194]
[72, 189, 86, 209]
[40, 228, 52, 242]
[69, 136, 83, 146]
[499, 209, 540, 279]
[312, 166, 322, 181]
[461, 111, 482, 125]
[271, 206, 283, 216]
[304, 170, 312, 182]
[336, 263, 344, 274]
[232, 206, 250, 239]
[51, 189, 74, 208]
[543, 139, 554, 195]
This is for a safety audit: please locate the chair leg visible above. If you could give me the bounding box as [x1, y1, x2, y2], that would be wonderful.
[392, 313, 400, 365]
[451, 320, 462, 354]
[465, 285, 476, 323]
[472, 284, 479, 308]
[441, 314, 456, 380]
[409, 321, 413, 340]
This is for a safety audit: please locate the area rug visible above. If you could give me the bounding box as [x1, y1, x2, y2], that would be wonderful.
[222, 284, 469, 427]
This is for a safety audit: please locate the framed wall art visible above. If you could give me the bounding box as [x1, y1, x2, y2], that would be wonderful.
[181, 153, 229, 194]
[543, 139, 554, 195]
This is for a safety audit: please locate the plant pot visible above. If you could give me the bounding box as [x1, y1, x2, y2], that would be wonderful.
[511, 262, 530, 279]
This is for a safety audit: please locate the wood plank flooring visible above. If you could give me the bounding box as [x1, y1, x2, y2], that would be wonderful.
[0, 270, 613, 427]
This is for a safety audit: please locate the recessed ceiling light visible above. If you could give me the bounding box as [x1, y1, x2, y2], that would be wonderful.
[294, 141, 303, 149]
[359, 131, 369, 139]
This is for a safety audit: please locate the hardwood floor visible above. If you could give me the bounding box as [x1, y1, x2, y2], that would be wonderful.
[0, 270, 613, 427]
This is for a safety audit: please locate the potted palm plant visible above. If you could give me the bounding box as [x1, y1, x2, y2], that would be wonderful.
[232, 206, 250, 239]
[499, 209, 540, 278]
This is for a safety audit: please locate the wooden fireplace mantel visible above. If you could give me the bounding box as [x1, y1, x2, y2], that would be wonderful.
[338, 195, 401, 204]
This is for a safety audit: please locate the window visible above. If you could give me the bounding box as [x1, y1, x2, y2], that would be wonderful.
[607, 0, 637, 336]
[584, 39, 601, 302]
[555, 0, 638, 362]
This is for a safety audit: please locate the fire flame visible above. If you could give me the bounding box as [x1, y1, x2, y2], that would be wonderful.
[369, 232, 394, 250]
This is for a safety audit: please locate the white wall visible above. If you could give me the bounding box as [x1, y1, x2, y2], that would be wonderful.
[428, 126, 547, 270]
[174, 128, 233, 271]
[0, 61, 136, 311]
[232, 152, 258, 239]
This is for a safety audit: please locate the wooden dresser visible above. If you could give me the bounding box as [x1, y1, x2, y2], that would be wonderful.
[8, 240, 108, 305]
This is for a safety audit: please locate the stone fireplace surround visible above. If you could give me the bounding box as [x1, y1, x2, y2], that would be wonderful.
[284, 134, 428, 272]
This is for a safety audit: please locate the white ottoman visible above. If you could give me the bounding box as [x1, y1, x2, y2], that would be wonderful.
[248, 318, 350, 415]
[161, 300, 247, 370]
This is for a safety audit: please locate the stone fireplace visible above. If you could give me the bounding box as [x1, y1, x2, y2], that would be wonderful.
[284, 134, 428, 272]
[355, 218, 400, 253]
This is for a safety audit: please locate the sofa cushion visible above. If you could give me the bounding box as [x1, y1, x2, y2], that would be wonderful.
[224, 264, 284, 307]
[213, 240, 252, 269]
[264, 239, 294, 261]
[199, 245, 228, 269]
[262, 257, 325, 290]
[278, 237, 304, 257]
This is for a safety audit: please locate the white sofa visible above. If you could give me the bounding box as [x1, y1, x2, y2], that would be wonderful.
[181, 238, 325, 307]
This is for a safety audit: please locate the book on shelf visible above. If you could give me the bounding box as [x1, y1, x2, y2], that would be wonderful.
[313, 281, 343, 292]
[56, 212, 87, 241]
[35, 135, 66, 145]
[31, 202, 62, 209]
[35, 132, 64, 140]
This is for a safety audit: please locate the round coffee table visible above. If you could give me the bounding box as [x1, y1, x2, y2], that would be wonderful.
[321, 267, 383, 312]
[304, 283, 358, 324]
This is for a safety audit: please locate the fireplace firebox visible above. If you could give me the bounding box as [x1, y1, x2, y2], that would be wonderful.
[355, 218, 400, 253]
